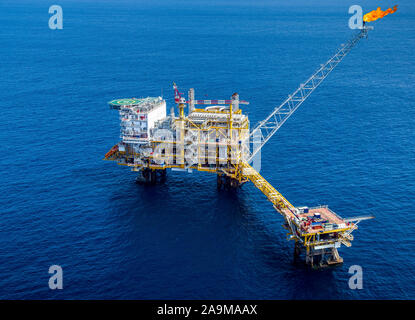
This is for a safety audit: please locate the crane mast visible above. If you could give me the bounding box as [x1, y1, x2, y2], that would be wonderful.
[248, 27, 372, 163]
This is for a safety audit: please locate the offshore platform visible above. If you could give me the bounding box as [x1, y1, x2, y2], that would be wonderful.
[105, 27, 375, 268]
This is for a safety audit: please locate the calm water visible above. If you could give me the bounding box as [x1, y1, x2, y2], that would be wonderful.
[0, 0, 414, 299]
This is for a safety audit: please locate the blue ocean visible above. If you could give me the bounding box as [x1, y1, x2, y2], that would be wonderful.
[0, 0, 414, 299]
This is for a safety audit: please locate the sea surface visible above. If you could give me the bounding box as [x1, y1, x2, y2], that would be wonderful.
[0, 0, 414, 299]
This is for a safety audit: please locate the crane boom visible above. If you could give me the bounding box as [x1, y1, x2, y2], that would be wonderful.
[247, 27, 371, 163]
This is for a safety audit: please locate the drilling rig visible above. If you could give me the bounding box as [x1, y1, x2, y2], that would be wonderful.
[105, 27, 374, 268]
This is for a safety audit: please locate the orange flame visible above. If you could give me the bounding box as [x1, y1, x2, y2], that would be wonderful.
[364, 5, 398, 22]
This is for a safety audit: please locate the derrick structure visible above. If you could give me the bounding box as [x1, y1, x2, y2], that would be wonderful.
[105, 27, 374, 267]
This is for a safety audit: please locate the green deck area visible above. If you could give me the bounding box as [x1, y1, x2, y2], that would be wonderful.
[108, 97, 162, 109]
[108, 98, 144, 107]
